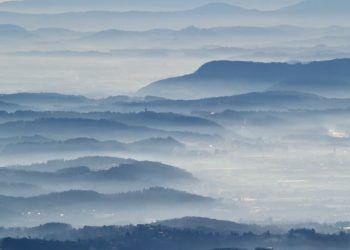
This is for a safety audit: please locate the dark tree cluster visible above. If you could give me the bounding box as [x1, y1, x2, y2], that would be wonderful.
[2, 224, 350, 250]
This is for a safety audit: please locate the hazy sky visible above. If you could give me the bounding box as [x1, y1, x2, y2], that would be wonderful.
[0, 0, 304, 10]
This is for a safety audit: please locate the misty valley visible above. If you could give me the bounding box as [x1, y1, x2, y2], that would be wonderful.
[0, 0, 350, 250]
[1, 87, 350, 249]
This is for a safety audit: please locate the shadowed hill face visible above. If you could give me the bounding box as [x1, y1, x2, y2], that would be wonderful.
[138, 59, 350, 99]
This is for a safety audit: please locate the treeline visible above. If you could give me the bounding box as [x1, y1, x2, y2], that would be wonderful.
[2, 225, 350, 250]
[1, 238, 88, 250]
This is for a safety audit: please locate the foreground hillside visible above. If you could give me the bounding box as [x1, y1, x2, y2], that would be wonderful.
[2, 218, 350, 250]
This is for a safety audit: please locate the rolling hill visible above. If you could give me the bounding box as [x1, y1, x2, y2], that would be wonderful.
[1, 136, 186, 156]
[0, 187, 213, 211]
[126, 91, 350, 112]
[138, 59, 350, 99]
[0, 161, 195, 186]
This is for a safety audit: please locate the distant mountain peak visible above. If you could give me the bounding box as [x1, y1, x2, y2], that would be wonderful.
[192, 2, 247, 11]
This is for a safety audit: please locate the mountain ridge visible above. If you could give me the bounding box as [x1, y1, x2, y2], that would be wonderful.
[138, 59, 350, 99]
[0, 1, 347, 30]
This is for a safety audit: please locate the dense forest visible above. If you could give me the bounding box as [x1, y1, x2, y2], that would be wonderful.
[1, 223, 350, 250]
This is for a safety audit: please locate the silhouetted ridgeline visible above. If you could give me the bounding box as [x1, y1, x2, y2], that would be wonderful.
[126, 91, 350, 113]
[1, 90, 350, 114]
[0, 136, 185, 156]
[9, 156, 136, 171]
[4, 23, 350, 48]
[0, 188, 214, 227]
[0, 160, 194, 186]
[0, 187, 211, 210]
[0, 110, 223, 134]
[0, 1, 349, 30]
[0, 156, 198, 201]
[139, 59, 350, 99]
[0, 93, 92, 108]
[0, 117, 222, 143]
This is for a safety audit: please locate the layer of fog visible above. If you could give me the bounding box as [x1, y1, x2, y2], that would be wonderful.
[0, 0, 350, 229]
[0, 101, 350, 226]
